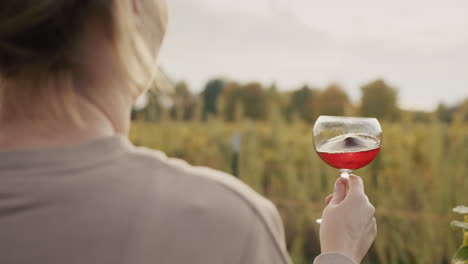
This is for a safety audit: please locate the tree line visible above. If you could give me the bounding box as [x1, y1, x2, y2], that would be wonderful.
[132, 78, 468, 123]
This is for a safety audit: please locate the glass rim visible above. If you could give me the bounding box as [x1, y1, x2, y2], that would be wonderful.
[313, 115, 382, 136]
[316, 115, 379, 121]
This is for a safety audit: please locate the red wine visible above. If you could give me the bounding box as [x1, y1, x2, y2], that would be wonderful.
[316, 134, 381, 170]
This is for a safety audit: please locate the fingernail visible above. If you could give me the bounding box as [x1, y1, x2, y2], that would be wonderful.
[335, 181, 343, 192]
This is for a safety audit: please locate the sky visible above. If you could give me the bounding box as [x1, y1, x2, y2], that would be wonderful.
[158, 0, 468, 110]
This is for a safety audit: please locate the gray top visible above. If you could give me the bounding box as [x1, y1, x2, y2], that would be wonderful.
[0, 135, 352, 264]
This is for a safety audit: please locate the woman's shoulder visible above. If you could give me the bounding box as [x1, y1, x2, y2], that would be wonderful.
[126, 144, 285, 239]
[114, 144, 290, 263]
[127, 144, 275, 213]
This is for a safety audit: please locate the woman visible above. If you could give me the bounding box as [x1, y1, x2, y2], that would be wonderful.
[0, 0, 376, 263]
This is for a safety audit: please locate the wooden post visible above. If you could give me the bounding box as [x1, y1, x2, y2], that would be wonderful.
[231, 132, 241, 177]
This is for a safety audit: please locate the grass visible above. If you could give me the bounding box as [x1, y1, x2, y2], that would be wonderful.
[130, 118, 468, 264]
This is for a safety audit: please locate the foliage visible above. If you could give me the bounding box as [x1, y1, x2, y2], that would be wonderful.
[317, 84, 350, 117]
[360, 79, 400, 121]
[130, 117, 468, 264]
[222, 82, 269, 121]
[201, 79, 225, 119]
[455, 99, 468, 123]
[131, 83, 167, 122]
[134, 78, 468, 124]
[170, 81, 196, 121]
[436, 103, 455, 123]
[288, 85, 320, 123]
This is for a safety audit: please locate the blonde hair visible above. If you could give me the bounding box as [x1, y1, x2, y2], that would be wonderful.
[0, 0, 168, 121]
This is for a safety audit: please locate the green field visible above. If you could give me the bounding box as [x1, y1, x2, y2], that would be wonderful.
[130, 119, 468, 264]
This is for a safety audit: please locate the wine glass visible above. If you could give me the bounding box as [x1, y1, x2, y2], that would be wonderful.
[313, 116, 382, 223]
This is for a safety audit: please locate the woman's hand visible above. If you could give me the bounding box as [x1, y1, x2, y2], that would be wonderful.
[319, 175, 377, 264]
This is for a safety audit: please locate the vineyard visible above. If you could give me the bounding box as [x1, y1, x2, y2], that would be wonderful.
[130, 118, 468, 264]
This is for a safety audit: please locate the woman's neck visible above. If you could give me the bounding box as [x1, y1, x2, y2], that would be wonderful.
[0, 96, 121, 150]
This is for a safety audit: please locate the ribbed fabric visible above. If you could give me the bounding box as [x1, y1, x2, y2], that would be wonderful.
[314, 253, 356, 264]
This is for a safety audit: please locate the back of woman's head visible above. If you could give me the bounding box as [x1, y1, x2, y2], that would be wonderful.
[0, 0, 167, 121]
[0, 1, 92, 76]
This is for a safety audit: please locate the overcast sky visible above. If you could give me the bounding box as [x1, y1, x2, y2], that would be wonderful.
[158, 0, 468, 110]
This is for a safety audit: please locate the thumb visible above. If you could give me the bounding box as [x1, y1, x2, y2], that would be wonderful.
[329, 179, 346, 205]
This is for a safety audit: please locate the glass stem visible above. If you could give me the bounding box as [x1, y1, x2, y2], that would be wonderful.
[340, 169, 352, 179]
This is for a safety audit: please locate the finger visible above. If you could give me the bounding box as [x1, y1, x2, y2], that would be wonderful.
[365, 213, 376, 227]
[337, 177, 349, 190]
[373, 218, 377, 236]
[369, 217, 377, 239]
[329, 179, 347, 205]
[325, 178, 349, 205]
[348, 174, 364, 195]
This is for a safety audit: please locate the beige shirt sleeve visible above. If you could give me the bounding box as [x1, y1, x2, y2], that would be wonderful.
[240, 199, 292, 264]
[314, 253, 356, 264]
